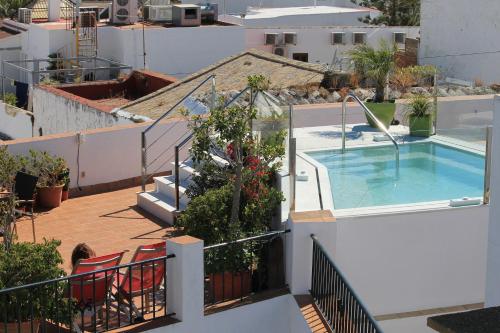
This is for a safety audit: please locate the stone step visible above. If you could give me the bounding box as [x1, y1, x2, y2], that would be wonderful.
[137, 191, 185, 225]
[154, 175, 190, 206]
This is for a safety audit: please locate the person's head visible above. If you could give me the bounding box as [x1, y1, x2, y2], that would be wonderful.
[71, 243, 96, 267]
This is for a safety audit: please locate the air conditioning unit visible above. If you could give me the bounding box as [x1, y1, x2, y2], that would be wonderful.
[265, 33, 279, 46]
[331, 32, 346, 45]
[273, 46, 287, 57]
[284, 32, 297, 45]
[352, 32, 367, 45]
[18, 8, 32, 24]
[172, 4, 201, 27]
[144, 5, 172, 22]
[393, 32, 406, 45]
[112, 0, 138, 25]
[148, 0, 170, 5]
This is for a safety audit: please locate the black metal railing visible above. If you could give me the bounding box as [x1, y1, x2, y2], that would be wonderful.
[203, 230, 290, 307]
[311, 235, 383, 333]
[0, 254, 175, 333]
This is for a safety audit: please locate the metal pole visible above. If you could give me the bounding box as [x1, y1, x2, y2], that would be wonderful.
[289, 138, 297, 212]
[484, 126, 493, 205]
[433, 67, 438, 135]
[174, 145, 180, 211]
[210, 76, 216, 111]
[288, 104, 293, 139]
[141, 132, 146, 192]
[1, 61, 5, 99]
[341, 97, 347, 153]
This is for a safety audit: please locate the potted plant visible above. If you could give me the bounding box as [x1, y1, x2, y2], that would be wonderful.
[349, 40, 397, 129]
[27, 151, 67, 209]
[0, 239, 74, 333]
[404, 94, 434, 137]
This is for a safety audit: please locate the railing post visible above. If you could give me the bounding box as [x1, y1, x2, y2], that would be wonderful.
[341, 97, 347, 153]
[210, 75, 216, 111]
[141, 131, 146, 192]
[484, 126, 493, 205]
[175, 145, 180, 211]
[289, 138, 296, 212]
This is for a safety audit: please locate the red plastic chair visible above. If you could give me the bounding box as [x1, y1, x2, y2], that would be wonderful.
[70, 252, 125, 332]
[116, 242, 167, 319]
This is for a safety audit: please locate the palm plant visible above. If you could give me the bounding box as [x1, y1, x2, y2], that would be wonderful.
[348, 40, 396, 103]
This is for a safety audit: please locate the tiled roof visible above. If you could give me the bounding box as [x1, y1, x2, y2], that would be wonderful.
[121, 49, 326, 120]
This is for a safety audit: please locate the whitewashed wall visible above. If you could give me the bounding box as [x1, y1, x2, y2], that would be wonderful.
[21, 24, 73, 60]
[221, 10, 371, 28]
[32, 87, 135, 136]
[0, 33, 22, 94]
[419, 0, 500, 84]
[293, 102, 365, 128]
[334, 205, 489, 315]
[182, 0, 358, 15]
[97, 25, 246, 78]
[246, 26, 419, 66]
[0, 101, 33, 139]
[2, 118, 189, 189]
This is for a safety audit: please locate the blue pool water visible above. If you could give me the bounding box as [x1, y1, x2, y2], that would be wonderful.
[307, 142, 485, 209]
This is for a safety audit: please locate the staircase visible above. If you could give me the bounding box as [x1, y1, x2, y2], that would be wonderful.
[137, 159, 196, 225]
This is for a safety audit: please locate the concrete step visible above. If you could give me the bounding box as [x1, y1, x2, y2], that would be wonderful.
[154, 175, 190, 206]
[172, 159, 198, 180]
[137, 191, 185, 225]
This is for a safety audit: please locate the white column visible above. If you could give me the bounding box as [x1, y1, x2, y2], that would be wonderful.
[485, 95, 500, 306]
[286, 210, 337, 295]
[48, 0, 61, 22]
[166, 235, 204, 330]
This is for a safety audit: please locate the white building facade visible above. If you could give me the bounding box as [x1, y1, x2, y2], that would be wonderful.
[419, 0, 500, 84]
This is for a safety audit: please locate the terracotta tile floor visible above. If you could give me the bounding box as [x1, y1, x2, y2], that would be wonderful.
[15, 185, 179, 273]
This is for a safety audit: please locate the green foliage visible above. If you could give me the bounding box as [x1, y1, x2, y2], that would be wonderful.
[26, 150, 67, 188]
[0, 239, 75, 323]
[0, 193, 15, 250]
[349, 40, 396, 102]
[0, 147, 20, 191]
[404, 94, 433, 118]
[354, 0, 420, 26]
[3, 93, 17, 107]
[0, 0, 32, 19]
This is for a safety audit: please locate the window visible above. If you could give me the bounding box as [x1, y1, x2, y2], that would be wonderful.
[293, 53, 308, 62]
[353, 32, 367, 45]
[265, 33, 278, 45]
[184, 8, 198, 19]
[394, 32, 406, 44]
[331, 32, 345, 45]
[284, 32, 297, 45]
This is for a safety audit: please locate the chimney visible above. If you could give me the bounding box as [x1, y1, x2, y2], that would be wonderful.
[48, 0, 61, 22]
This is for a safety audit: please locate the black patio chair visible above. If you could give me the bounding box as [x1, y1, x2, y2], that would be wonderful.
[13, 171, 38, 242]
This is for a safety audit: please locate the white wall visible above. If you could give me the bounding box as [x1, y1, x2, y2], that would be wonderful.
[0, 33, 22, 94]
[2, 118, 189, 189]
[221, 9, 371, 28]
[334, 205, 489, 315]
[21, 24, 73, 61]
[246, 26, 419, 67]
[294, 102, 365, 128]
[485, 95, 500, 306]
[32, 87, 135, 136]
[183, 0, 359, 15]
[97, 25, 246, 78]
[419, 0, 500, 84]
[0, 101, 33, 139]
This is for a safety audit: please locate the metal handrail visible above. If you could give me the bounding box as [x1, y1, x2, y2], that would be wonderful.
[297, 154, 324, 210]
[141, 75, 216, 192]
[174, 133, 194, 211]
[341, 93, 400, 170]
[204, 229, 290, 251]
[310, 234, 384, 333]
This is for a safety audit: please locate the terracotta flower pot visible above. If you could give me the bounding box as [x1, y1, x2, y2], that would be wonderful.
[207, 271, 252, 303]
[61, 190, 69, 202]
[37, 185, 64, 209]
[0, 320, 39, 333]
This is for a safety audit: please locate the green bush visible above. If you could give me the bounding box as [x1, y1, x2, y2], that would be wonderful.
[25, 150, 67, 188]
[365, 102, 396, 129]
[0, 239, 75, 323]
[3, 93, 17, 107]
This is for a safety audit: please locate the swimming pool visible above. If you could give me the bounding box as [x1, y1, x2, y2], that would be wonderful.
[306, 142, 485, 209]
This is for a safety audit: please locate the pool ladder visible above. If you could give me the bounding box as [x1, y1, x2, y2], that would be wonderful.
[341, 93, 400, 171]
